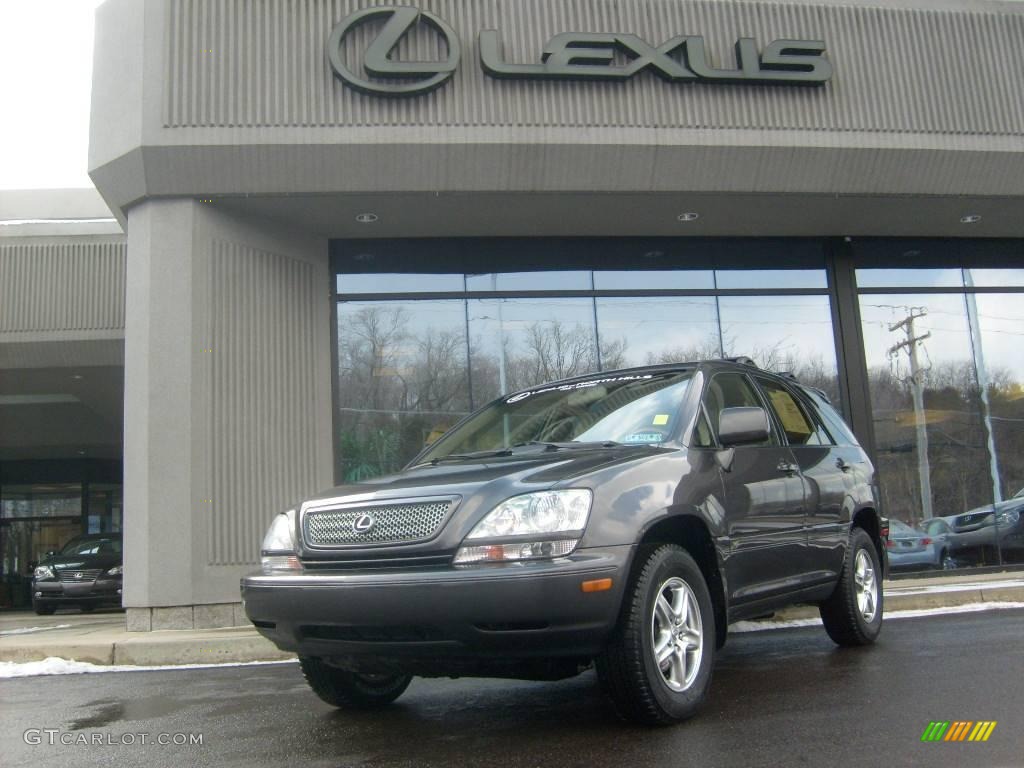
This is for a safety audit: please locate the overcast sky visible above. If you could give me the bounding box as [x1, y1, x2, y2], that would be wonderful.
[0, 0, 105, 190]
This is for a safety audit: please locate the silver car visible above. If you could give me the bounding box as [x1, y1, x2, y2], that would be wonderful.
[887, 520, 955, 571]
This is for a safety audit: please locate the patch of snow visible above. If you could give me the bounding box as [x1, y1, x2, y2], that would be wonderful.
[0, 657, 296, 679]
[0, 624, 72, 636]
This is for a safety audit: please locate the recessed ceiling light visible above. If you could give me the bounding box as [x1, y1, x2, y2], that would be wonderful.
[959, 214, 981, 224]
[355, 213, 379, 224]
[677, 212, 699, 222]
[71, 374, 84, 380]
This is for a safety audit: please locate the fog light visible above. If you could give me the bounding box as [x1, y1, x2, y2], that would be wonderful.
[35, 591, 42, 598]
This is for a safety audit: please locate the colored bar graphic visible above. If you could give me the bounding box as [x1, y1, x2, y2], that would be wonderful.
[922, 721, 996, 743]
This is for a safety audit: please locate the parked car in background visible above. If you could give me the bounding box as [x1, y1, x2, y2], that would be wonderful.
[923, 488, 1024, 566]
[31, 533, 123, 615]
[887, 520, 955, 571]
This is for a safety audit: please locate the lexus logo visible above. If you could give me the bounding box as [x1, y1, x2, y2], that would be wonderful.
[327, 5, 832, 97]
[353, 513, 377, 534]
[327, 6, 460, 96]
[74, 572, 83, 579]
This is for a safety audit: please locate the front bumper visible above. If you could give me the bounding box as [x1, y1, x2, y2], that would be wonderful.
[241, 545, 631, 662]
[32, 579, 122, 605]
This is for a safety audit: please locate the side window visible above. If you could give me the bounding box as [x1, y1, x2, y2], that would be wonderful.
[756, 378, 820, 446]
[703, 373, 776, 446]
[691, 408, 715, 448]
[803, 388, 860, 446]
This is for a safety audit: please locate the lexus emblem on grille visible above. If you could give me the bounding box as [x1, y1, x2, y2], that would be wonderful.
[74, 572, 83, 579]
[353, 514, 377, 535]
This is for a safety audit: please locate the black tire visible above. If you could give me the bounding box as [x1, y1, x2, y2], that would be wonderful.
[33, 604, 56, 616]
[80, 604, 95, 613]
[819, 527, 883, 646]
[596, 544, 715, 725]
[298, 656, 411, 709]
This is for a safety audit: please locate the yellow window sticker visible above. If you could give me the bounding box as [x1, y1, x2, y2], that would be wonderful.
[652, 414, 669, 426]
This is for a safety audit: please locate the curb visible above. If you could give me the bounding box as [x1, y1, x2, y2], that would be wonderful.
[0, 628, 295, 666]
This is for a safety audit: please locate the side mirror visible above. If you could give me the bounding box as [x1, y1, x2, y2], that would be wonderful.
[718, 407, 770, 446]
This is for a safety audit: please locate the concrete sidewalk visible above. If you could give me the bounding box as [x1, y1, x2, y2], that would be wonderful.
[1, 571, 1021, 667]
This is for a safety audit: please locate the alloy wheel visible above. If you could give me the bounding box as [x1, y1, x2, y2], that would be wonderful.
[650, 576, 704, 692]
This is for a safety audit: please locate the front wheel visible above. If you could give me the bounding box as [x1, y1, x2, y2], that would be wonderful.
[298, 656, 411, 709]
[596, 544, 715, 725]
[819, 527, 883, 646]
[33, 603, 56, 616]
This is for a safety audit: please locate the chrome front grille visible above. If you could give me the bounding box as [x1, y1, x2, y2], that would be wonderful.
[57, 569, 102, 583]
[304, 498, 456, 547]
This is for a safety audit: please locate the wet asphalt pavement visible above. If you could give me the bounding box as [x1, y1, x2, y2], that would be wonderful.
[2, 608, 1022, 768]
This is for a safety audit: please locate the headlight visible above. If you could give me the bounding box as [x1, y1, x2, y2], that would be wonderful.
[455, 490, 592, 564]
[260, 509, 300, 573]
[107, 565, 123, 576]
[34, 565, 54, 581]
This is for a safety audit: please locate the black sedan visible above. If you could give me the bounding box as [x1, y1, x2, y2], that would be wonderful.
[31, 533, 123, 615]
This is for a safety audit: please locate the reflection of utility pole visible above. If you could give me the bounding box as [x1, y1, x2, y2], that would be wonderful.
[491, 275, 508, 395]
[889, 308, 933, 522]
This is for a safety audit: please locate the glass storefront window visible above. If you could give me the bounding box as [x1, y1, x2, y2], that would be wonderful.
[964, 269, 1024, 288]
[464, 271, 592, 292]
[336, 273, 465, 294]
[335, 300, 471, 482]
[718, 296, 840, 402]
[856, 268, 964, 289]
[715, 269, 827, 290]
[595, 298, 721, 367]
[592, 270, 715, 291]
[859, 294, 1004, 566]
[468, 298, 599, 403]
[1, 483, 82, 518]
[971, 294, 1024, 512]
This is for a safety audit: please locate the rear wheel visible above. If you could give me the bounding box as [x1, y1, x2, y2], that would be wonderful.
[298, 656, 411, 709]
[596, 544, 715, 725]
[820, 527, 883, 646]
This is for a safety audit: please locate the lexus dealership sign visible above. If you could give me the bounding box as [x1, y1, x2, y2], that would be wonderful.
[327, 5, 833, 96]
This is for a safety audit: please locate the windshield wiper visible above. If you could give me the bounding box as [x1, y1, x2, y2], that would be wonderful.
[428, 448, 513, 465]
[512, 440, 624, 450]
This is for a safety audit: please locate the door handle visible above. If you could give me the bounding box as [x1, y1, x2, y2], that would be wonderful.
[836, 457, 852, 472]
[777, 460, 799, 475]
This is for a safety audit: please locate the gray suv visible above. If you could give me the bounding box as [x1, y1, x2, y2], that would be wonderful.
[242, 359, 886, 725]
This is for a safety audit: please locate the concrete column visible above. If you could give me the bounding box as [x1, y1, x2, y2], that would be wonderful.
[123, 200, 332, 630]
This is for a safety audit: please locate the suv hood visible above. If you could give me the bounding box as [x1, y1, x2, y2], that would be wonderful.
[306, 443, 671, 504]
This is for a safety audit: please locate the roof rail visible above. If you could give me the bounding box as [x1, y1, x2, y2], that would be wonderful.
[777, 371, 799, 381]
[721, 356, 758, 368]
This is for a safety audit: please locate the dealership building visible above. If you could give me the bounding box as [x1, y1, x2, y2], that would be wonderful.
[1, 0, 1022, 627]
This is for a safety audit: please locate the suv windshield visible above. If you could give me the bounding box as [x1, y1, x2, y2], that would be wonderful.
[416, 371, 693, 464]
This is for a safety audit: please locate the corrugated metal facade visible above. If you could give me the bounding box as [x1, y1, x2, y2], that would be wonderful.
[207, 239, 321, 565]
[0, 240, 126, 334]
[163, 0, 1024, 136]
